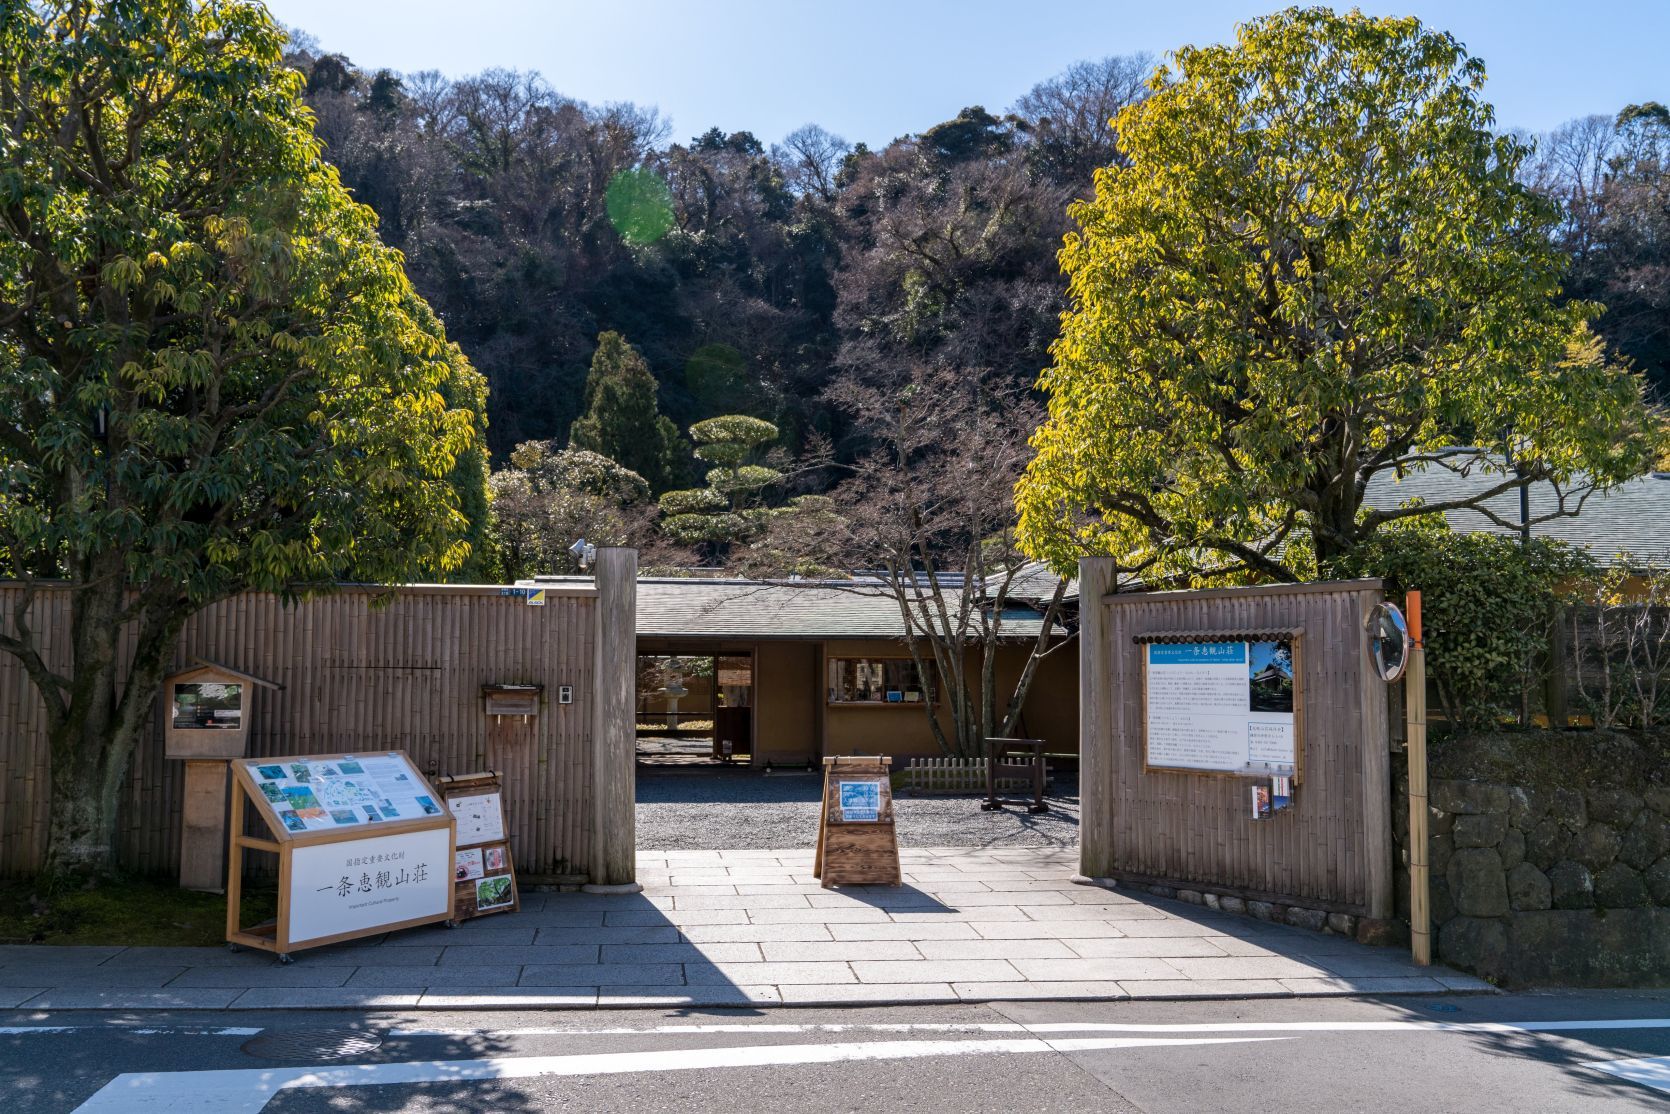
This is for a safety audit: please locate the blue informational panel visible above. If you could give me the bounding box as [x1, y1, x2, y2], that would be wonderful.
[1144, 639, 1297, 776]
[838, 780, 882, 822]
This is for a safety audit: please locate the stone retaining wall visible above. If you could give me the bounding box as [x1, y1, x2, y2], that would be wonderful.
[1392, 731, 1670, 987]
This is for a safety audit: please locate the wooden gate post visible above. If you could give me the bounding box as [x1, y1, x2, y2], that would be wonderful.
[180, 760, 231, 893]
[1076, 557, 1120, 882]
[1406, 590, 1431, 966]
[588, 547, 640, 890]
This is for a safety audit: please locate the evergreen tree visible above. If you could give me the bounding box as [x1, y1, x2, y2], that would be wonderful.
[567, 332, 687, 493]
[660, 415, 782, 552]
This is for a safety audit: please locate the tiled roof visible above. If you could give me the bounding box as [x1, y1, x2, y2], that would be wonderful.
[534, 576, 1066, 641]
[1362, 461, 1670, 565]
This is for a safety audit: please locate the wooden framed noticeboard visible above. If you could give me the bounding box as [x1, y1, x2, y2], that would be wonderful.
[226, 751, 456, 958]
[1140, 634, 1304, 782]
[437, 771, 520, 919]
[813, 756, 901, 887]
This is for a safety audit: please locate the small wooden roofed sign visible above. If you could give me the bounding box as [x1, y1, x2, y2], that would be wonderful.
[164, 658, 282, 761]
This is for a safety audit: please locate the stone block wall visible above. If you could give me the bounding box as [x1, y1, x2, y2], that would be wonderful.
[1393, 731, 1670, 987]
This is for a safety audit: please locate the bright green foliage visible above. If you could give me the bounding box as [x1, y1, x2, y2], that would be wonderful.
[659, 415, 782, 550]
[1341, 530, 1595, 731]
[657, 488, 729, 516]
[1016, 8, 1659, 584]
[488, 442, 650, 579]
[0, 0, 486, 881]
[568, 332, 687, 493]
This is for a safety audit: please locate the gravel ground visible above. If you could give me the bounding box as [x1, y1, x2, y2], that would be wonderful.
[635, 767, 1079, 850]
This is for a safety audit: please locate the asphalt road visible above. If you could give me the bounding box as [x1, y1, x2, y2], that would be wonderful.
[5, 991, 1669, 1112]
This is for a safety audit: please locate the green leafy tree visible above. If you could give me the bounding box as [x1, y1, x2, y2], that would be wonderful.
[659, 415, 782, 553]
[567, 332, 686, 493]
[1340, 530, 1595, 730]
[0, 0, 486, 883]
[489, 442, 652, 579]
[1017, 8, 1660, 584]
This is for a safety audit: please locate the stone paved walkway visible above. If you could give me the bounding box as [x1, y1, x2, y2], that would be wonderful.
[0, 848, 1488, 1009]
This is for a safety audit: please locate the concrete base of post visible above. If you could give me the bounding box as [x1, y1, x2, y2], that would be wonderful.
[1069, 874, 1118, 889]
[582, 882, 644, 895]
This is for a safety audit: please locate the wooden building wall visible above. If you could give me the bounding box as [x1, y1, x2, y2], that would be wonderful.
[1078, 567, 1393, 918]
[0, 581, 615, 880]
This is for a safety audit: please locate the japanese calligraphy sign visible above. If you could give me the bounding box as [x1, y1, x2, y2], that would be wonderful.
[287, 827, 452, 945]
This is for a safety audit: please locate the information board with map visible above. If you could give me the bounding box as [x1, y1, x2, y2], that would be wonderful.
[226, 750, 456, 956]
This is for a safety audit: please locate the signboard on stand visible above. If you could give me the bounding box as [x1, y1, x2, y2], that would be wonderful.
[813, 756, 901, 887]
[437, 771, 520, 919]
[225, 751, 455, 958]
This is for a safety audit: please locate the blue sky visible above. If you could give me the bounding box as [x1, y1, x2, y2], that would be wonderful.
[264, 1, 1666, 149]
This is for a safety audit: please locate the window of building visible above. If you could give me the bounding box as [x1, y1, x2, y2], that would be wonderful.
[826, 657, 931, 705]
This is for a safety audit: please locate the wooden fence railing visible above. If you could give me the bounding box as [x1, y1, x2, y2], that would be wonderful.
[900, 756, 1046, 796]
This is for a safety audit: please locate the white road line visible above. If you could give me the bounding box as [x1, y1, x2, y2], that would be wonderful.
[0, 1026, 262, 1037]
[69, 1035, 1284, 1114]
[1587, 1055, 1670, 1095]
[386, 1022, 1033, 1037]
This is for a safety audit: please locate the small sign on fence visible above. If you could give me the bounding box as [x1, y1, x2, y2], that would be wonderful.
[436, 771, 520, 920]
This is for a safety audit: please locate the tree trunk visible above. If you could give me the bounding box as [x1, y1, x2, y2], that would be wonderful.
[43, 709, 135, 884]
[40, 577, 187, 886]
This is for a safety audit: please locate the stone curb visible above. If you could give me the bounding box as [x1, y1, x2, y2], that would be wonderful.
[4, 982, 1495, 1012]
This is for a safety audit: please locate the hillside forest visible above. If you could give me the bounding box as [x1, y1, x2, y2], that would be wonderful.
[283, 30, 1670, 577]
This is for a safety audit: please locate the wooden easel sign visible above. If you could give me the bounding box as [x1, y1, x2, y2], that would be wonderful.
[225, 751, 456, 959]
[813, 756, 901, 888]
[437, 771, 520, 919]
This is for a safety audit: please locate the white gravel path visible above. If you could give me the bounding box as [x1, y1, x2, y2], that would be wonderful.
[635, 767, 1079, 851]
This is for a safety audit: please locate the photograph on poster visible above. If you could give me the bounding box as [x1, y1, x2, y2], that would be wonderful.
[171, 682, 241, 729]
[1248, 642, 1294, 712]
[484, 845, 507, 872]
[838, 780, 882, 822]
[257, 765, 285, 780]
[476, 875, 514, 910]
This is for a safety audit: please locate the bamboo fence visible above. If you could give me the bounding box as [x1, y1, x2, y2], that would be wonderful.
[0, 582, 607, 880]
[1077, 569, 1394, 918]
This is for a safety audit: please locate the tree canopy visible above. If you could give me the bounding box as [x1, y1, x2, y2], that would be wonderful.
[567, 331, 688, 493]
[0, 0, 487, 880]
[1016, 7, 1661, 584]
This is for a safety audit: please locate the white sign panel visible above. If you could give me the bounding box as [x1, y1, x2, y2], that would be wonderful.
[287, 827, 452, 945]
[1145, 641, 1296, 774]
[448, 791, 506, 845]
